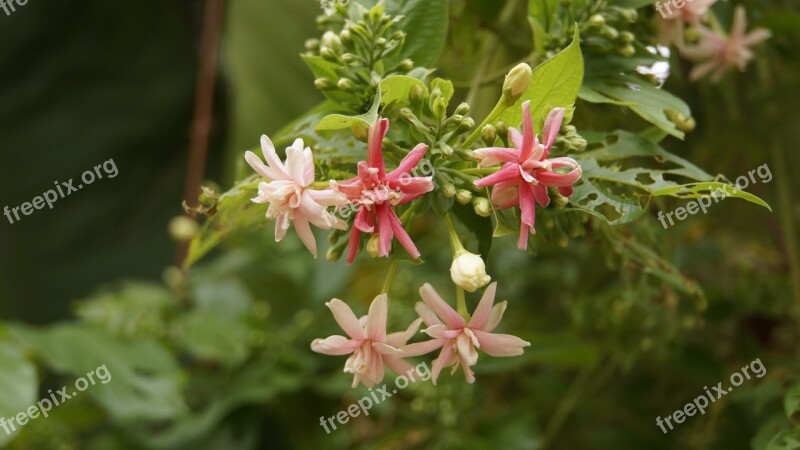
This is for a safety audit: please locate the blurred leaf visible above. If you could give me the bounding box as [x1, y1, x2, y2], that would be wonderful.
[651, 182, 772, 211]
[380, 75, 427, 107]
[0, 339, 37, 447]
[315, 92, 382, 131]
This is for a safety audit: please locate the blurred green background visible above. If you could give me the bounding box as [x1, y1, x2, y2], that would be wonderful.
[0, 0, 798, 449]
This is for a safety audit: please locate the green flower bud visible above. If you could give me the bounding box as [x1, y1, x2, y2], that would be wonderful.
[341, 53, 357, 64]
[443, 182, 457, 198]
[553, 192, 570, 207]
[321, 31, 342, 51]
[304, 38, 320, 51]
[398, 58, 414, 71]
[399, 107, 416, 121]
[455, 102, 470, 116]
[320, 46, 338, 61]
[503, 62, 532, 105]
[409, 84, 426, 109]
[327, 245, 343, 262]
[600, 26, 619, 40]
[340, 29, 351, 44]
[352, 121, 369, 142]
[588, 14, 605, 28]
[432, 96, 448, 118]
[481, 124, 497, 145]
[455, 189, 472, 205]
[618, 45, 636, 57]
[457, 117, 475, 133]
[337, 78, 354, 90]
[366, 234, 381, 257]
[440, 143, 454, 157]
[375, 37, 387, 47]
[619, 8, 638, 22]
[496, 122, 509, 142]
[169, 216, 198, 241]
[473, 197, 492, 217]
[369, 2, 385, 23]
[572, 136, 587, 152]
[314, 77, 333, 90]
[620, 31, 635, 43]
[328, 228, 344, 245]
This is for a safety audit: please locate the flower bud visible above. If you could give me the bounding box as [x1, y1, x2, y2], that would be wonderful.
[375, 37, 387, 47]
[341, 53, 357, 64]
[304, 38, 320, 51]
[314, 77, 333, 90]
[398, 58, 414, 71]
[553, 192, 570, 207]
[481, 124, 497, 145]
[327, 246, 343, 262]
[340, 29, 351, 44]
[440, 143, 454, 157]
[600, 26, 619, 40]
[619, 31, 634, 43]
[169, 216, 198, 241]
[618, 45, 636, 57]
[503, 62, 532, 104]
[455, 189, 472, 205]
[455, 102, 470, 116]
[432, 97, 448, 118]
[366, 235, 381, 258]
[409, 84, 426, 109]
[320, 46, 338, 61]
[321, 31, 342, 51]
[473, 197, 492, 217]
[369, 2, 385, 23]
[496, 122, 509, 142]
[352, 122, 369, 142]
[450, 250, 491, 293]
[442, 182, 457, 198]
[588, 14, 605, 28]
[457, 117, 475, 133]
[337, 78, 354, 90]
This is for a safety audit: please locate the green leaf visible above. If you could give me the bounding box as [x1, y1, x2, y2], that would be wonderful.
[379, 75, 427, 107]
[431, 77, 454, 102]
[528, 0, 559, 33]
[784, 383, 800, 421]
[315, 91, 382, 131]
[300, 54, 355, 105]
[498, 28, 583, 130]
[651, 182, 772, 211]
[10, 324, 186, 422]
[581, 74, 692, 139]
[0, 339, 37, 447]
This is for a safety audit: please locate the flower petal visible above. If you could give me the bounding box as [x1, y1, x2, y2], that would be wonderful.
[486, 300, 507, 333]
[415, 302, 443, 327]
[368, 118, 390, 178]
[311, 335, 361, 355]
[376, 204, 394, 257]
[519, 101, 536, 161]
[326, 298, 367, 340]
[431, 342, 456, 385]
[346, 221, 362, 264]
[419, 283, 466, 329]
[490, 181, 520, 210]
[292, 211, 317, 257]
[385, 318, 424, 347]
[472, 330, 531, 357]
[474, 163, 522, 188]
[468, 282, 497, 330]
[260, 135, 288, 176]
[387, 207, 421, 259]
[387, 143, 428, 180]
[474, 147, 520, 168]
[366, 294, 388, 341]
[540, 108, 565, 152]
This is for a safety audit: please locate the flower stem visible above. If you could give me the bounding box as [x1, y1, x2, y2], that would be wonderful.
[381, 260, 399, 294]
[456, 286, 468, 318]
[443, 212, 465, 257]
[463, 100, 508, 148]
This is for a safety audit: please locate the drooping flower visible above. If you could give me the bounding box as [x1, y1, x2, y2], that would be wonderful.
[338, 118, 434, 263]
[450, 250, 491, 293]
[311, 294, 424, 387]
[657, 0, 718, 47]
[473, 101, 582, 250]
[682, 6, 771, 82]
[245, 135, 348, 257]
[414, 282, 530, 384]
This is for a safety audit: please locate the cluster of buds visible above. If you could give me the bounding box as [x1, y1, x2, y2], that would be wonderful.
[305, 3, 414, 110]
[582, 6, 638, 57]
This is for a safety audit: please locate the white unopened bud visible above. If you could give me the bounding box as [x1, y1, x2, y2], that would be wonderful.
[503, 63, 532, 103]
[450, 250, 491, 293]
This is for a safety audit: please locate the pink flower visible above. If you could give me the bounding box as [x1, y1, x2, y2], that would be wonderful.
[657, 0, 717, 46]
[414, 282, 530, 384]
[245, 135, 348, 258]
[682, 6, 771, 82]
[473, 101, 582, 250]
[338, 118, 434, 263]
[311, 294, 425, 387]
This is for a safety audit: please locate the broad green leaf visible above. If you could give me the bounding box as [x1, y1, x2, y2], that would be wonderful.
[0, 339, 37, 447]
[9, 324, 186, 421]
[300, 54, 355, 105]
[581, 74, 692, 139]
[528, 0, 559, 33]
[379, 75, 427, 107]
[784, 383, 800, 421]
[651, 182, 772, 211]
[498, 28, 583, 130]
[431, 77, 454, 102]
[315, 91, 382, 131]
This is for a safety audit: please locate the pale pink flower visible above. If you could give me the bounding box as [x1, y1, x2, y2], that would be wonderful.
[245, 135, 348, 258]
[414, 282, 530, 384]
[657, 0, 717, 47]
[338, 118, 434, 263]
[682, 6, 771, 82]
[473, 101, 582, 250]
[311, 294, 424, 387]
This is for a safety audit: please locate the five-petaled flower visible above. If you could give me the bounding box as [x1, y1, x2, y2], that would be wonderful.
[245, 135, 348, 258]
[414, 282, 530, 384]
[311, 294, 424, 387]
[473, 101, 582, 250]
[338, 118, 434, 263]
[682, 6, 770, 82]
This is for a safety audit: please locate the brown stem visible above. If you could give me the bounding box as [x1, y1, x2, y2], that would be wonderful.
[177, 0, 225, 267]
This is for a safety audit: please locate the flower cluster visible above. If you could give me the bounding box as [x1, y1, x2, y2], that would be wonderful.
[311, 282, 530, 387]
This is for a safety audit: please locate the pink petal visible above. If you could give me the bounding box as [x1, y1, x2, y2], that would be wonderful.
[472, 330, 531, 357]
[423, 324, 463, 340]
[292, 211, 318, 258]
[393, 178, 434, 204]
[368, 349, 385, 386]
[385, 318, 424, 347]
[415, 302, 443, 327]
[536, 166, 582, 187]
[558, 186, 574, 197]
[474, 147, 520, 168]
[376, 204, 394, 257]
[519, 182, 535, 229]
[519, 101, 536, 161]
[431, 342, 456, 385]
[509, 128, 523, 148]
[533, 183, 550, 208]
[372, 342, 403, 356]
[744, 28, 771, 47]
[260, 135, 288, 176]
[485, 301, 507, 333]
[419, 284, 466, 329]
[366, 294, 388, 341]
[326, 299, 367, 340]
[274, 212, 290, 242]
[311, 335, 361, 355]
[491, 181, 520, 210]
[368, 118, 389, 178]
[354, 205, 375, 233]
[541, 108, 565, 151]
[306, 186, 348, 207]
[387, 207, 421, 259]
[474, 163, 522, 188]
[346, 224, 361, 264]
[468, 282, 497, 330]
[383, 356, 415, 377]
[518, 223, 530, 251]
[245, 151, 283, 180]
[387, 143, 428, 180]
[401, 338, 445, 357]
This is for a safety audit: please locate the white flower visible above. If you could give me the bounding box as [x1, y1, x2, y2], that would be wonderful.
[450, 250, 492, 293]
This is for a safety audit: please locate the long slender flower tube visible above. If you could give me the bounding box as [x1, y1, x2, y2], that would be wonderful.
[245, 135, 349, 257]
[338, 118, 434, 263]
[414, 282, 530, 384]
[473, 101, 582, 250]
[310, 293, 424, 387]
